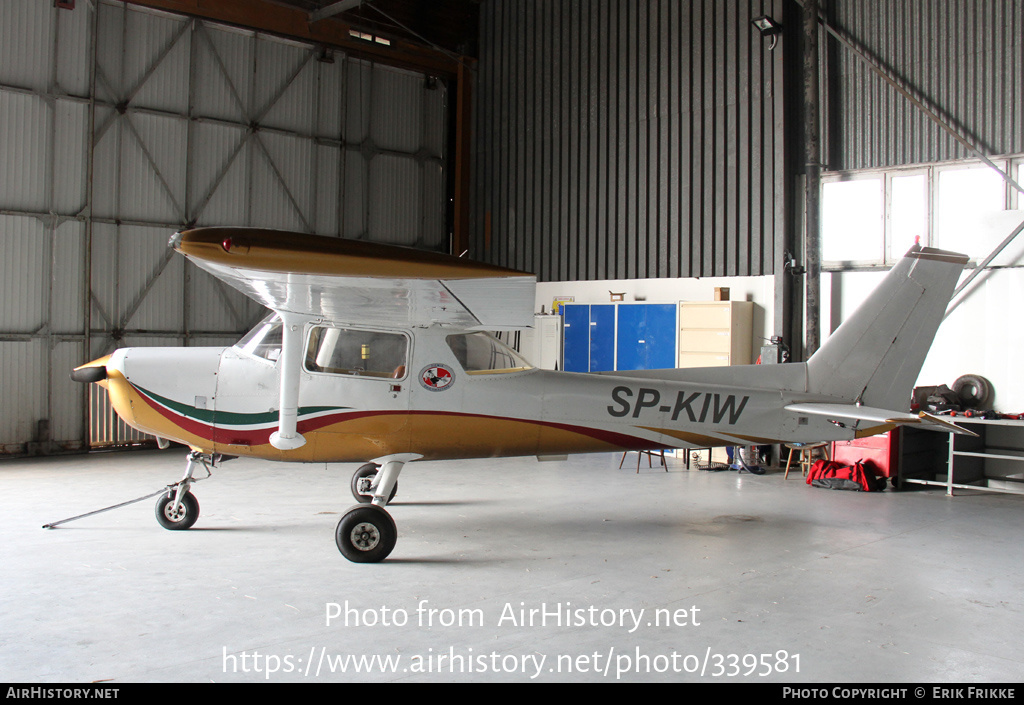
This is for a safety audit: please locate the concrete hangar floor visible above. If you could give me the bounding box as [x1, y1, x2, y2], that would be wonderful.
[1, 448, 1022, 683]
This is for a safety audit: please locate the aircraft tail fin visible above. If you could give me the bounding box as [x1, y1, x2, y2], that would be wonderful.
[806, 246, 968, 412]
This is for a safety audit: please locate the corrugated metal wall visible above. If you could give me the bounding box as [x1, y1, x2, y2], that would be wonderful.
[0, 0, 449, 453]
[471, 0, 787, 282]
[823, 0, 1024, 170]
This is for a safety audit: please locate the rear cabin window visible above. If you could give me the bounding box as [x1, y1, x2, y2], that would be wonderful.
[446, 332, 533, 375]
[305, 327, 408, 379]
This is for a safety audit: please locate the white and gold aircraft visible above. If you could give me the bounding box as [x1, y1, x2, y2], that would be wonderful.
[73, 228, 970, 562]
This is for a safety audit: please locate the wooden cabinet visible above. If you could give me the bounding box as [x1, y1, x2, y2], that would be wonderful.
[677, 301, 753, 368]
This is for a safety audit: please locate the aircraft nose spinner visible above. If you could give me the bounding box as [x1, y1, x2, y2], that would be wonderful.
[71, 355, 111, 384]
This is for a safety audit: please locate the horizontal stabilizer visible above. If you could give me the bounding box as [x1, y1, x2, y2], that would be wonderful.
[785, 402, 978, 436]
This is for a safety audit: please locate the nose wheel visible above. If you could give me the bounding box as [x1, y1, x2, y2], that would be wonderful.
[155, 490, 200, 530]
[153, 450, 227, 531]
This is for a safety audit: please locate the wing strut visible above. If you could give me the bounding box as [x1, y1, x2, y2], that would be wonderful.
[269, 312, 307, 451]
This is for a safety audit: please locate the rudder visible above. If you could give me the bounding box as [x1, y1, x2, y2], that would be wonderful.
[806, 246, 968, 411]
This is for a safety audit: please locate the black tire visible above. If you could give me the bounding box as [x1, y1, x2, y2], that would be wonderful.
[350, 462, 397, 504]
[335, 504, 397, 563]
[953, 374, 992, 409]
[155, 490, 199, 530]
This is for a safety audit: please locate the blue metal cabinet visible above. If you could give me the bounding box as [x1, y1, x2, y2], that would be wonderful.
[588, 305, 616, 372]
[561, 305, 590, 372]
[616, 304, 677, 371]
[562, 304, 617, 372]
[563, 303, 676, 372]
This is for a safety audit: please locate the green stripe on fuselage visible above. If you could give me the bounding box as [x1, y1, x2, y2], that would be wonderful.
[135, 384, 346, 426]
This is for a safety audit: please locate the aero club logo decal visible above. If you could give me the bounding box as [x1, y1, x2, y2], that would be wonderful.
[419, 364, 455, 391]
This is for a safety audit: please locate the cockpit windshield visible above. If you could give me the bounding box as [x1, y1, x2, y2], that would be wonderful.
[235, 313, 283, 362]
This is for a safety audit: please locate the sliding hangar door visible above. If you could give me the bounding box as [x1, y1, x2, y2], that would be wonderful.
[0, 0, 449, 454]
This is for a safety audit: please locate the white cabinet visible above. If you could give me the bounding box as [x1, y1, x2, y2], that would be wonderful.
[530, 314, 563, 370]
[677, 301, 754, 368]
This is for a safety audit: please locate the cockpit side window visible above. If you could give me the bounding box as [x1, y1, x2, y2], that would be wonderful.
[235, 313, 283, 362]
[446, 332, 533, 375]
[305, 326, 408, 379]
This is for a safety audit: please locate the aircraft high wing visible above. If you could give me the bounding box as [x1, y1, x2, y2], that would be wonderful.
[72, 227, 972, 562]
[170, 228, 537, 330]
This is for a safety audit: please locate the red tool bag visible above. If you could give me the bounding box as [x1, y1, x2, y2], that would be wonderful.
[806, 459, 885, 492]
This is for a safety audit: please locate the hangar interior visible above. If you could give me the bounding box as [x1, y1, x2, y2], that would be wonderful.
[2, 0, 1023, 683]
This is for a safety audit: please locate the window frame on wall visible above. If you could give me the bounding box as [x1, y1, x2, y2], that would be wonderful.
[885, 169, 929, 263]
[821, 154, 1024, 271]
[1017, 162, 1024, 210]
[820, 173, 885, 266]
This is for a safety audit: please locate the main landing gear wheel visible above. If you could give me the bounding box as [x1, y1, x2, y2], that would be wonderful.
[155, 490, 200, 530]
[336, 504, 397, 563]
[350, 462, 397, 504]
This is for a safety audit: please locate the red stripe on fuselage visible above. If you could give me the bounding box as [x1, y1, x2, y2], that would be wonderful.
[132, 385, 666, 451]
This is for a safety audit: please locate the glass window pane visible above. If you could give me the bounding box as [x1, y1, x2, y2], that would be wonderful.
[890, 174, 927, 260]
[236, 313, 283, 362]
[935, 166, 1006, 257]
[253, 322, 283, 361]
[822, 178, 884, 263]
[447, 332, 533, 375]
[306, 327, 407, 378]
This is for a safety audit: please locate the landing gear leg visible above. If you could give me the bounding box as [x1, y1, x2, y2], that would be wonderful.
[336, 453, 420, 562]
[350, 463, 397, 504]
[155, 450, 213, 530]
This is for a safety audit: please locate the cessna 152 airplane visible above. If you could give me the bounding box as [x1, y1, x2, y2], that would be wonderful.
[72, 227, 971, 562]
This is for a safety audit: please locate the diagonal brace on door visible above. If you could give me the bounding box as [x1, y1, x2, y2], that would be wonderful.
[92, 15, 193, 148]
[119, 247, 176, 331]
[189, 26, 318, 227]
[252, 132, 313, 232]
[122, 113, 187, 222]
[796, 0, 1024, 198]
[945, 216, 1024, 318]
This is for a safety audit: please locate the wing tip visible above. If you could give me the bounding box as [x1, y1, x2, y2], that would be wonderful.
[172, 227, 535, 280]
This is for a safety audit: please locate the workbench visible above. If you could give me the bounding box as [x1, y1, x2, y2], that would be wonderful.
[899, 418, 1024, 496]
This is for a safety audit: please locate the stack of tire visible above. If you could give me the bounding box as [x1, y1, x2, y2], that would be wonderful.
[952, 374, 993, 411]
